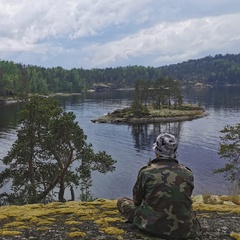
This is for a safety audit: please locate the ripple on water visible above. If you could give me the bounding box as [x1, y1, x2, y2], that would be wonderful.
[1, 89, 240, 199]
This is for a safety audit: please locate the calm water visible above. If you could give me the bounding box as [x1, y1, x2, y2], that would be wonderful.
[0, 87, 240, 199]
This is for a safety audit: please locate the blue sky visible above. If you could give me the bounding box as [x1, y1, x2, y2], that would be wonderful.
[1, 0, 240, 69]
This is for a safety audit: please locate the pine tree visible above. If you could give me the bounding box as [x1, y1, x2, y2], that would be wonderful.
[0, 95, 116, 205]
[214, 123, 240, 192]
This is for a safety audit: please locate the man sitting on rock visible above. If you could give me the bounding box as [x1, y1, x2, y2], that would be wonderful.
[117, 133, 201, 239]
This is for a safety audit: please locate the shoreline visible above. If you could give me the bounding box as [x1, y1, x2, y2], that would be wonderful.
[92, 109, 209, 124]
[0, 93, 82, 105]
[0, 99, 20, 105]
[92, 112, 209, 124]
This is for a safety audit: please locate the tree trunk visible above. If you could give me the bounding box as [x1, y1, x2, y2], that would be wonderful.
[58, 178, 65, 202]
[70, 185, 75, 201]
[35, 150, 73, 203]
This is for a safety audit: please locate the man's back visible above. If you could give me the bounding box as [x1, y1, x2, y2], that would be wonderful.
[133, 157, 201, 239]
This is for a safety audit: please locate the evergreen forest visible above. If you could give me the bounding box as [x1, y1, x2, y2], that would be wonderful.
[1, 53, 240, 98]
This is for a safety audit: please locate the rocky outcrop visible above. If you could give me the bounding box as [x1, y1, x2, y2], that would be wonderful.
[0, 195, 239, 240]
[92, 110, 209, 124]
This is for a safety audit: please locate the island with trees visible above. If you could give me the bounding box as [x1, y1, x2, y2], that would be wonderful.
[92, 77, 208, 124]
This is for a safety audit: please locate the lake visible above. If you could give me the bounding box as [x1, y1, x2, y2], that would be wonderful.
[0, 86, 240, 200]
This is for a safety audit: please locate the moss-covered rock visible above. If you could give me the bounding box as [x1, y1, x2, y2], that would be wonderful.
[0, 196, 239, 239]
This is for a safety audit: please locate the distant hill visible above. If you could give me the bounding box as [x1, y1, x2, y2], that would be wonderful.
[1, 53, 240, 97]
[158, 53, 240, 86]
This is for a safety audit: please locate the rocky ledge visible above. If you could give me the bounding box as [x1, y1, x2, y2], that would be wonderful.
[0, 195, 239, 240]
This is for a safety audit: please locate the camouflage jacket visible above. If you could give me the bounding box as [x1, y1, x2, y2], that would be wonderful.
[132, 157, 201, 239]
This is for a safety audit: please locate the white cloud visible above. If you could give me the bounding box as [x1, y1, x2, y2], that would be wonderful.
[0, 0, 154, 41]
[81, 12, 240, 68]
[0, 0, 240, 69]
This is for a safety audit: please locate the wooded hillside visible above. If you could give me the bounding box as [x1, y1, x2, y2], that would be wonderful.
[0, 53, 240, 97]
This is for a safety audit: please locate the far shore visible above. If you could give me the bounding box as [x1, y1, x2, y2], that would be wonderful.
[48, 92, 82, 96]
[0, 93, 82, 105]
[0, 99, 20, 105]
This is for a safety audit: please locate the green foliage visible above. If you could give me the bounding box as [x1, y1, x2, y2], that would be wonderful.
[0, 95, 116, 205]
[149, 77, 181, 107]
[129, 77, 183, 117]
[130, 103, 149, 117]
[1, 53, 240, 98]
[130, 79, 150, 117]
[150, 76, 182, 110]
[178, 104, 203, 111]
[79, 192, 96, 202]
[0, 61, 87, 97]
[158, 54, 240, 86]
[214, 123, 240, 189]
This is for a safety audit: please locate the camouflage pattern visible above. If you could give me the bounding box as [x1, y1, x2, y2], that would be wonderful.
[117, 157, 201, 239]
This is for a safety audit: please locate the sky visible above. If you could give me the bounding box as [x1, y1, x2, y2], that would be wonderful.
[1, 0, 240, 70]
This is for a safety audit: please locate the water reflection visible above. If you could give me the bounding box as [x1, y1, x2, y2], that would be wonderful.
[0, 103, 22, 159]
[0, 103, 23, 129]
[182, 86, 240, 109]
[0, 87, 240, 198]
[130, 122, 183, 152]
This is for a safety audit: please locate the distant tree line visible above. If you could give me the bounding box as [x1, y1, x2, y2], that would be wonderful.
[1, 53, 240, 98]
[0, 61, 161, 98]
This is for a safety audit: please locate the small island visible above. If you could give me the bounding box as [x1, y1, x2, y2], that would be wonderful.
[92, 104, 208, 124]
[92, 78, 210, 124]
